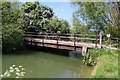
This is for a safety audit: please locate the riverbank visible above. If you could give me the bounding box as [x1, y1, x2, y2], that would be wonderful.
[91, 49, 119, 78]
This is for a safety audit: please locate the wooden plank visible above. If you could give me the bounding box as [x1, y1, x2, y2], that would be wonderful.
[25, 35, 98, 41]
[25, 38, 95, 48]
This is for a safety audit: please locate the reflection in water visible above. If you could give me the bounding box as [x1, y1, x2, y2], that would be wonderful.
[2, 50, 94, 78]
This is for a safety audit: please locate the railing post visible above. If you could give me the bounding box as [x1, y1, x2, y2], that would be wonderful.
[100, 34, 102, 48]
[42, 32, 44, 46]
[57, 33, 58, 48]
[30, 33, 32, 45]
[74, 33, 76, 50]
[95, 34, 98, 48]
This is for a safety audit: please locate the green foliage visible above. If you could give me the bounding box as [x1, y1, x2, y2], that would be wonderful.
[82, 53, 98, 66]
[111, 42, 120, 48]
[2, 1, 24, 53]
[92, 50, 119, 78]
[21, 2, 70, 33]
[105, 2, 120, 38]
[72, 2, 108, 31]
[72, 2, 120, 38]
[2, 24, 24, 53]
[45, 18, 70, 34]
[21, 2, 54, 32]
[88, 48, 118, 57]
[71, 14, 89, 34]
[2, 1, 70, 53]
[83, 48, 119, 66]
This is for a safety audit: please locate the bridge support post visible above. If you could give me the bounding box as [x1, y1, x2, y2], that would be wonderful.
[30, 39, 32, 45]
[95, 34, 98, 48]
[82, 46, 87, 56]
[74, 33, 76, 50]
[56, 33, 59, 49]
[99, 31, 104, 48]
[42, 33, 44, 46]
[100, 35, 102, 48]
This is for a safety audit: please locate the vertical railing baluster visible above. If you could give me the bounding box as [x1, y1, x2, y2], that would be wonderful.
[42, 33, 44, 46]
[74, 33, 76, 50]
[30, 33, 32, 45]
[57, 33, 58, 48]
[95, 34, 98, 48]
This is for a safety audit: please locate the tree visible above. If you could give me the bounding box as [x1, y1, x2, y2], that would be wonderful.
[21, 2, 54, 32]
[45, 18, 70, 34]
[105, 2, 120, 37]
[72, 2, 108, 32]
[72, 2, 120, 38]
[2, 1, 24, 53]
[71, 13, 89, 34]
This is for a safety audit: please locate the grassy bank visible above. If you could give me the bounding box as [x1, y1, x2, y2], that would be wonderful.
[91, 49, 119, 78]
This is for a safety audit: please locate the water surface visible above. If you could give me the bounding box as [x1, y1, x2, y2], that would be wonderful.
[2, 50, 94, 78]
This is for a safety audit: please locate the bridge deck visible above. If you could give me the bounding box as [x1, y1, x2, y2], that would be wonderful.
[26, 38, 96, 47]
[25, 38, 96, 53]
[25, 32, 120, 53]
[25, 37, 120, 54]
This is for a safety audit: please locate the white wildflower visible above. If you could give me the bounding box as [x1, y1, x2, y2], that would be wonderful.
[6, 74, 10, 77]
[21, 68, 25, 70]
[0, 74, 4, 77]
[16, 69, 20, 72]
[20, 72, 25, 76]
[21, 72, 25, 76]
[1, 65, 25, 78]
[12, 65, 16, 67]
[9, 70, 14, 73]
[15, 68, 20, 72]
[15, 67, 18, 70]
[4, 70, 9, 76]
[16, 73, 20, 76]
[9, 67, 13, 70]
[19, 66, 22, 68]
[15, 76, 19, 78]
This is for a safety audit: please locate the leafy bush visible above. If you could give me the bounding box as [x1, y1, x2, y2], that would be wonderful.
[83, 48, 119, 66]
[2, 1, 24, 53]
[2, 24, 24, 53]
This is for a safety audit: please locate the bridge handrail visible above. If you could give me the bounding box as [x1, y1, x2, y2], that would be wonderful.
[25, 32, 120, 50]
[25, 33, 99, 41]
[25, 32, 102, 49]
[25, 32, 98, 37]
[110, 37, 120, 42]
[25, 32, 120, 40]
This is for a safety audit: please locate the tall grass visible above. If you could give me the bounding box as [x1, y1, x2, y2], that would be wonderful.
[90, 49, 119, 78]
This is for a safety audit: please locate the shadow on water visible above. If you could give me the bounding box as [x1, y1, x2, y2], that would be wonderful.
[25, 45, 84, 60]
[3, 45, 69, 55]
[3, 44, 84, 60]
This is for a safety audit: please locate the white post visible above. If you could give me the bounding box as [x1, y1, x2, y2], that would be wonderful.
[100, 34, 102, 48]
[99, 30, 104, 48]
[107, 34, 111, 48]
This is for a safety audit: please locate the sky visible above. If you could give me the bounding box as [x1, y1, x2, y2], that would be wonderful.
[41, 2, 75, 26]
[18, 0, 75, 26]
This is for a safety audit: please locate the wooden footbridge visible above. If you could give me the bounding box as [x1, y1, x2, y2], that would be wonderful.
[24, 32, 120, 55]
[24, 32, 101, 55]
